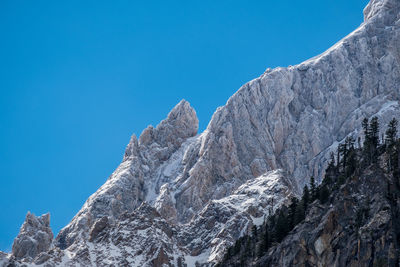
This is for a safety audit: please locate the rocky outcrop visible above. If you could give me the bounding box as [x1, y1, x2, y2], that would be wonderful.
[179, 170, 296, 263]
[2, 0, 400, 265]
[55, 99, 199, 250]
[0, 251, 9, 266]
[9, 170, 292, 267]
[11, 212, 53, 261]
[257, 164, 400, 266]
[89, 216, 109, 242]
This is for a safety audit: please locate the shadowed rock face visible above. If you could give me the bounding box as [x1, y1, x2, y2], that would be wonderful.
[2, 0, 400, 266]
[257, 164, 400, 267]
[11, 212, 53, 260]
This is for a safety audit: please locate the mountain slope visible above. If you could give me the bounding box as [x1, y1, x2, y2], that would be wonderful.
[218, 130, 400, 266]
[2, 0, 400, 266]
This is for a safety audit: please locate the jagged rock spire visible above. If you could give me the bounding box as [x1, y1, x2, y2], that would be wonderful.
[123, 134, 139, 161]
[124, 99, 198, 161]
[4, 0, 400, 266]
[139, 99, 199, 148]
[11, 212, 53, 261]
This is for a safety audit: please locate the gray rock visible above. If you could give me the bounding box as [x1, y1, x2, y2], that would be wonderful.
[54, 99, 199, 249]
[4, 0, 400, 265]
[53, 0, 400, 264]
[89, 216, 109, 242]
[11, 212, 53, 261]
[257, 163, 400, 266]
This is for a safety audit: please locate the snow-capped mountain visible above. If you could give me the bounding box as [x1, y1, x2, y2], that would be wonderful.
[2, 0, 400, 266]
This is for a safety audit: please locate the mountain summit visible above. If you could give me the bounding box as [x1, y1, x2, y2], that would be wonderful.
[2, 0, 400, 266]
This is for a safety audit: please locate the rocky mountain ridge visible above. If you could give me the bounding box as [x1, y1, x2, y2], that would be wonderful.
[218, 120, 400, 266]
[2, 0, 400, 266]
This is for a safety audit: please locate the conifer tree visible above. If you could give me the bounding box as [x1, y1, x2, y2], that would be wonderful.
[310, 176, 316, 201]
[244, 237, 251, 258]
[294, 201, 305, 224]
[234, 239, 241, 255]
[288, 197, 298, 229]
[385, 118, 398, 172]
[324, 152, 336, 185]
[362, 117, 370, 146]
[275, 210, 289, 242]
[345, 136, 357, 176]
[362, 117, 371, 165]
[302, 185, 310, 213]
[362, 117, 380, 164]
[370, 117, 380, 148]
[385, 118, 398, 147]
[252, 225, 258, 241]
[261, 227, 269, 252]
[370, 117, 380, 164]
[225, 246, 232, 261]
[328, 152, 336, 170]
[257, 243, 264, 258]
[318, 184, 330, 204]
[338, 142, 348, 172]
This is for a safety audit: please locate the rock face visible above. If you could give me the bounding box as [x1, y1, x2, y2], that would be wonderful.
[257, 162, 400, 266]
[11, 212, 53, 261]
[7, 170, 293, 266]
[2, 0, 400, 266]
[55, 99, 199, 250]
[218, 150, 400, 267]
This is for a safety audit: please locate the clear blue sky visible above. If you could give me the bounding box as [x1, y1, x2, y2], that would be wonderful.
[0, 0, 368, 251]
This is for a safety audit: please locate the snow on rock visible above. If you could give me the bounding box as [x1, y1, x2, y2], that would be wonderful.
[363, 0, 400, 21]
[179, 170, 296, 264]
[3, 0, 400, 266]
[54, 99, 199, 250]
[24, 170, 293, 267]
[11, 212, 53, 262]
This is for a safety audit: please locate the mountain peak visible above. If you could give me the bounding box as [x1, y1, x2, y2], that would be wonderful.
[165, 99, 198, 132]
[363, 0, 400, 22]
[11, 212, 53, 260]
[4, 1, 400, 266]
[139, 99, 198, 147]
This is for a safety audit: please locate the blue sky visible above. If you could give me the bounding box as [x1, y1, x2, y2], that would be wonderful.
[0, 0, 368, 251]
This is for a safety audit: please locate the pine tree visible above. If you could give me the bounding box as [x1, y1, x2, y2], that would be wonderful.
[244, 236, 251, 258]
[345, 136, 357, 176]
[370, 117, 380, 148]
[318, 184, 330, 204]
[362, 117, 380, 164]
[275, 210, 289, 242]
[310, 176, 316, 201]
[257, 226, 270, 257]
[257, 243, 264, 258]
[338, 142, 348, 173]
[362, 117, 371, 165]
[328, 152, 336, 170]
[370, 117, 380, 164]
[252, 225, 258, 241]
[302, 185, 310, 213]
[224, 246, 232, 261]
[288, 197, 298, 229]
[385, 118, 398, 172]
[362, 117, 370, 147]
[385, 118, 398, 147]
[324, 152, 336, 185]
[294, 201, 305, 224]
[234, 239, 241, 255]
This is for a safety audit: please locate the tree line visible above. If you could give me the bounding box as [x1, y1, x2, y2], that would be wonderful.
[217, 117, 399, 267]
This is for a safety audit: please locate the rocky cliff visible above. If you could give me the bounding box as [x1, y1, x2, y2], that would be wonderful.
[259, 166, 400, 266]
[218, 140, 400, 266]
[10, 212, 53, 263]
[2, 0, 400, 266]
